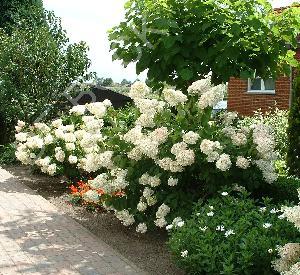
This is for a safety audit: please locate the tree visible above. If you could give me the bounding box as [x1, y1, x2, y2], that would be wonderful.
[121, 78, 132, 86]
[287, 76, 300, 177]
[109, 0, 300, 90]
[0, 10, 92, 144]
[0, 0, 44, 32]
[102, 78, 114, 86]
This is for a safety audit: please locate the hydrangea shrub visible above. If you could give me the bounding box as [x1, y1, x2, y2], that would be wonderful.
[15, 78, 278, 232]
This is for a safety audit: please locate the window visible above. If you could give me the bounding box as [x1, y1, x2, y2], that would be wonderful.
[248, 78, 275, 94]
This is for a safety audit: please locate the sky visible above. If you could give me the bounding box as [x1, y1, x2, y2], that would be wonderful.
[43, 0, 297, 83]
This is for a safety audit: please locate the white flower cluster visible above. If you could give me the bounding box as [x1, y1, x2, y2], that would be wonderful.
[198, 85, 225, 110]
[187, 78, 212, 95]
[115, 210, 135, 226]
[138, 187, 157, 209]
[236, 156, 250, 169]
[88, 168, 128, 193]
[162, 88, 188, 107]
[200, 139, 222, 163]
[182, 131, 200, 145]
[124, 126, 169, 161]
[139, 173, 161, 187]
[155, 203, 170, 228]
[272, 243, 300, 275]
[128, 81, 150, 99]
[216, 154, 232, 171]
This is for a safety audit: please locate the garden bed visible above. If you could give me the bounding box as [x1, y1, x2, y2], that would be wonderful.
[3, 165, 184, 275]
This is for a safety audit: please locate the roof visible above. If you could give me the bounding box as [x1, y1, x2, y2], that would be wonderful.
[274, 4, 300, 13]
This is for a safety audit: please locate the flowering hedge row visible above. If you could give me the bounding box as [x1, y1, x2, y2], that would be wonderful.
[15, 78, 278, 233]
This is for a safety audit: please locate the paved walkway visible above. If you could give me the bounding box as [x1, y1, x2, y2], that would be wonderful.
[0, 167, 146, 275]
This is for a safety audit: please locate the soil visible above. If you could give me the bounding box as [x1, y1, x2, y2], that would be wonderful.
[3, 165, 184, 275]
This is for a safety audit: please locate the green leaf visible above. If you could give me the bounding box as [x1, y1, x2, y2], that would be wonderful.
[179, 68, 193, 80]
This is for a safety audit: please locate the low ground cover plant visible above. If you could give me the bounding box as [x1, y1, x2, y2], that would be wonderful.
[168, 190, 300, 275]
[15, 78, 278, 233]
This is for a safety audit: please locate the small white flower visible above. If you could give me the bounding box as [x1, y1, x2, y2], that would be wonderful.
[209, 205, 214, 210]
[181, 250, 188, 258]
[177, 221, 185, 227]
[259, 207, 267, 213]
[196, 213, 200, 216]
[270, 208, 278, 214]
[268, 249, 273, 254]
[224, 230, 235, 237]
[278, 214, 285, 220]
[166, 224, 173, 231]
[216, 225, 225, 231]
[221, 192, 228, 196]
[199, 226, 208, 232]
[263, 223, 272, 229]
[207, 211, 214, 217]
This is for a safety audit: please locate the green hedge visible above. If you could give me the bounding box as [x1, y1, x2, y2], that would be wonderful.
[287, 76, 300, 177]
[253, 175, 300, 204]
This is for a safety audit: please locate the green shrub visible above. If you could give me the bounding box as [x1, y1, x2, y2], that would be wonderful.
[287, 76, 300, 177]
[0, 143, 16, 164]
[240, 108, 288, 160]
[254, 175, 300, 205]
[168, 191, 300, 275]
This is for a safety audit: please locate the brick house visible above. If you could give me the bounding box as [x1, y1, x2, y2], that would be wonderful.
[227, 6, 300, 116]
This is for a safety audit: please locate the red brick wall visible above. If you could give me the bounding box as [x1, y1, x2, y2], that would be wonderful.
[227, 48, 300, 116]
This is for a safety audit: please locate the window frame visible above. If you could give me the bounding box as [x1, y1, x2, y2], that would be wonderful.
[247, 78, 276, 94]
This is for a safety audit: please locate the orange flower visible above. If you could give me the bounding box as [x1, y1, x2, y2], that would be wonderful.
[114, 191, 125, 197]
[70, 185, 78, 194]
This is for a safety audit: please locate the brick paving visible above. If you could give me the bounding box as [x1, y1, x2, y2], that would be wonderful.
[0, 167, 146, 275]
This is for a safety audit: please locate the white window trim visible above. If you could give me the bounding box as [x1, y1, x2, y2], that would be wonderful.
[247, 78, 275, 95]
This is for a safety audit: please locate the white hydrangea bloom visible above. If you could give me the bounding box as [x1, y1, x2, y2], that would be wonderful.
[137, 201, 147, 212]
[15, 133, 27, 142]
[156, 204, 170, 219]
[139, 173, 161, 187]
[188, 78, 212, 95]
[68, 155, 78, 164]
[167, 177, 178, 186]
[69, 105, 86, 115]
[162, 88, 188, 107]
[236, 156, 250, 169]
[154, 217, 167, 228]
[115, 210, 135, 226]
[216, 154, 232, 171]
[149, 127, 169, 144]
[231, 132, 247, 146]
[47, 164, 57, 176]
[128, 82, 150, 99]
[182, 131, 200, 145]
[136, 223, 147, 234]
[52, 119, 63, 128]
[86, 102, 107, 118]
[66, 143, 75, 151]
[198, 85, 224, 110]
